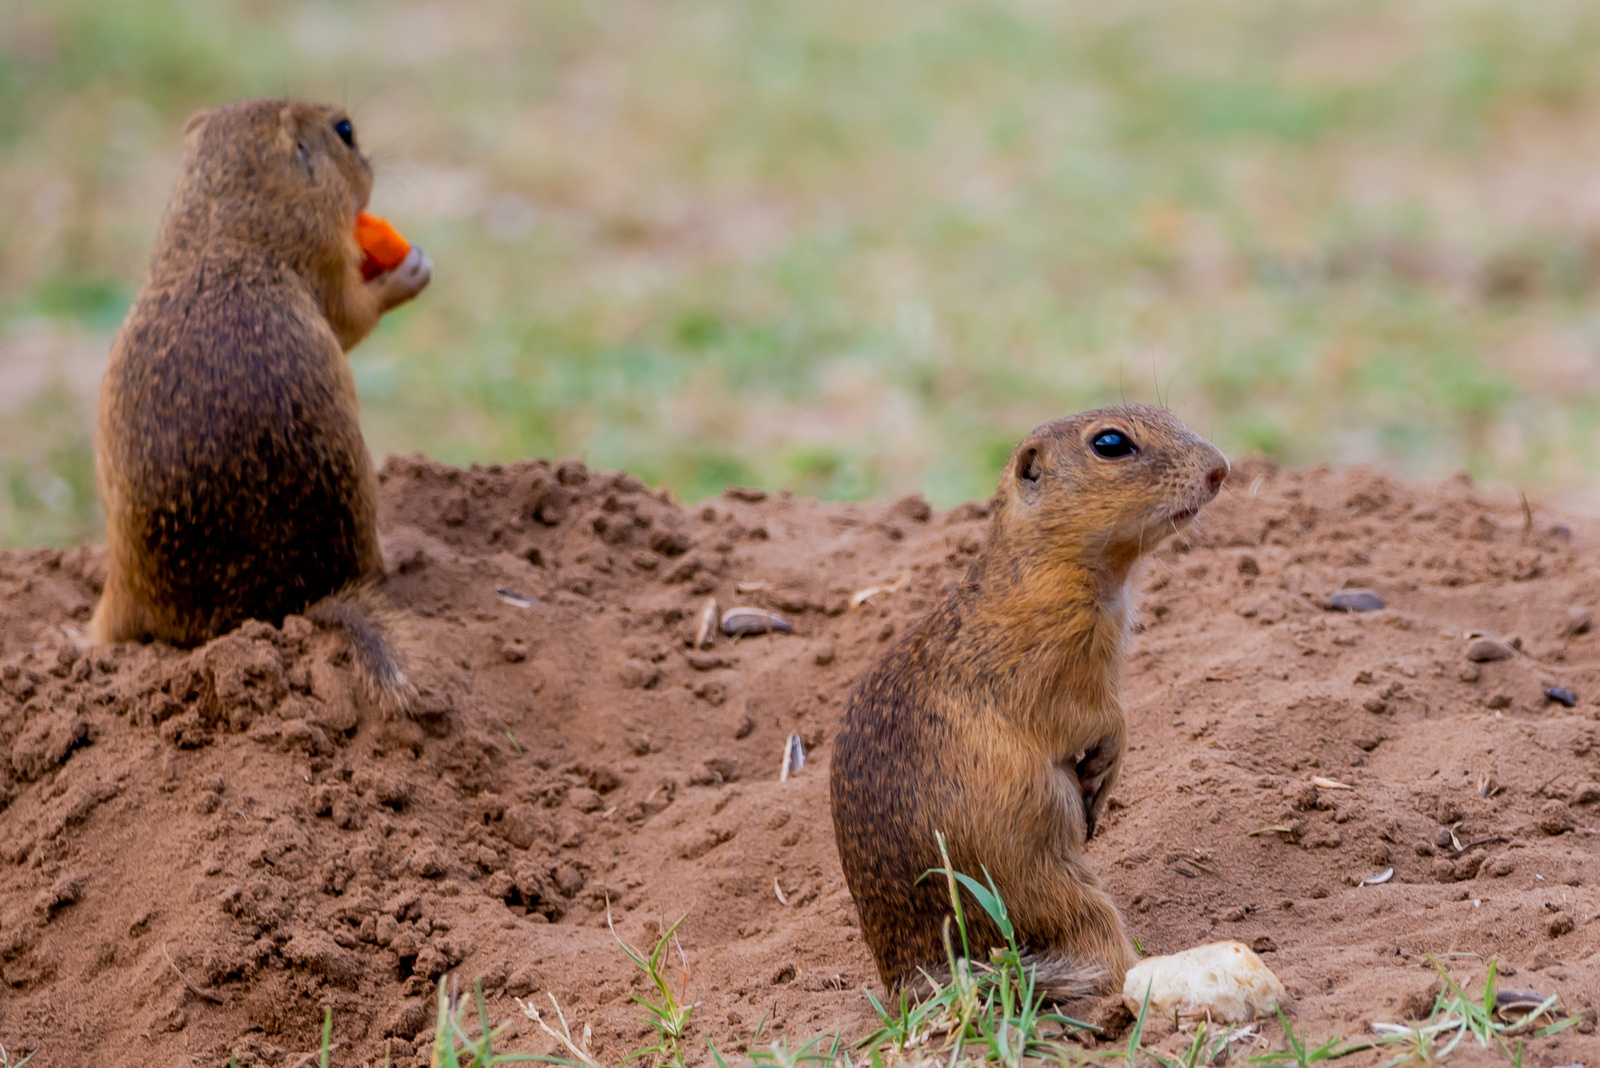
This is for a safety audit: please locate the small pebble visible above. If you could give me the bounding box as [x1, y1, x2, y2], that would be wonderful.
[1326, 589, 1384, 612]
[1122, 941, 1286, 1023]
[893, 494, 932, 523]
[1465, 637, 1515, 662]
[1545, 685, 1578, 708]
[694, 597, 720, 649]
[1538, 801, 1576, 836]
[1562, 606, 1592, 638]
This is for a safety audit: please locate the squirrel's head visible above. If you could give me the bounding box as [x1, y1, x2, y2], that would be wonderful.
[992, 405, 1228, 580]
[173, 99, 374, 270]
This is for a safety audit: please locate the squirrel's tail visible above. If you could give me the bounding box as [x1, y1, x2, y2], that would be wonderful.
[909, 955, 1107, 1003]
[307, 585, 415, 718]
[1022, 956, 1110, 1001]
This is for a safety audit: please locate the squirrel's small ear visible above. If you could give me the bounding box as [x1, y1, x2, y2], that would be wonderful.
[181, 109, 211, 151]
[1016, 446, 1042, 484]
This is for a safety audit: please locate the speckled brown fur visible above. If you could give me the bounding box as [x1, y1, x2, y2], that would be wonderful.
[91, 99, 429, 710]
[830, 405, 1228, 995]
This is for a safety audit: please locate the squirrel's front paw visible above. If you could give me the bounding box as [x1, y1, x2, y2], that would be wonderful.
[375, 246, 432, 308]
[1075, 735, 1123, 840]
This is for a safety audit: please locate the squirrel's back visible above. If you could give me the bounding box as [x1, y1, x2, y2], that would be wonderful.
[101, 258, 377, 644]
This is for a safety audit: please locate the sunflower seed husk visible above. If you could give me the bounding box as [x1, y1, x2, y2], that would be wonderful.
[722, 606, 793, 636]
[1326, 589, 1385, 612]
[495, 586, 539, 609]
[1544, 685, 1577, 707]
[780, 734, 806, 781]
[849, 572, 911, 611]
[694, 597, 720, 649]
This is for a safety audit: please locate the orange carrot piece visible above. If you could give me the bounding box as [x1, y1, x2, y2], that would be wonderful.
[355, 213, 411, 281]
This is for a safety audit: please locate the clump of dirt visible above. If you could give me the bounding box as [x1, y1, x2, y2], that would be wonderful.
[0, 457, 1597, 1067]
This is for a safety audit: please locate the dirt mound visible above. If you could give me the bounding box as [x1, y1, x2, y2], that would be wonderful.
[0, 457, 1597, 1067]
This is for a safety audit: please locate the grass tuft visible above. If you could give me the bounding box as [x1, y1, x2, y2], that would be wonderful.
[1238, 956, 1582, 1068]
[0, 1046, 36, 1068]
[607, 908, 698, 1067]
[1247, 1009, 1368, 1068]
[1361, 957, 1579, 1068]
[1144, 1019, 1240, 1068]
[432, 978, 560, 1066]
[850, 831, 1096, 1065]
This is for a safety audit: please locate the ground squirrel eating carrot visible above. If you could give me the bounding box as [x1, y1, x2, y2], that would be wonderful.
[91, 98, 428, 714]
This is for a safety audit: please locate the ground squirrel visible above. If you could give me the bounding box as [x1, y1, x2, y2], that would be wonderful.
[830, 405, 1228, 995]
[91, 98, 429, 713]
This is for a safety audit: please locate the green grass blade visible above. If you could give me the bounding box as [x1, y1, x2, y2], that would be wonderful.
[949, 871, 1014, 943]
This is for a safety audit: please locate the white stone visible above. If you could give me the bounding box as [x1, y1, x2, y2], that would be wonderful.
[1122, 941, 1287, 1023]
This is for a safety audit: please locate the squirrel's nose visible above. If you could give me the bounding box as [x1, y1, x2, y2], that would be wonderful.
[1206, 462, 1229, 493]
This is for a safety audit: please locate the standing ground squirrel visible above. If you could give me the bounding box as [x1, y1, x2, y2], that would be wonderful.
[830, 405, 1228, 995]
[91, 99, 430, 713]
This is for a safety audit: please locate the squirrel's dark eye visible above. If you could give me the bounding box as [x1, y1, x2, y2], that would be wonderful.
[333, 118, 354, 147]
[1090, 430, 1137, 459]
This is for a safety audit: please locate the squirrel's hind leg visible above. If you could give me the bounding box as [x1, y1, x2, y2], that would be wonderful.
[1025, 863, 1137, 991]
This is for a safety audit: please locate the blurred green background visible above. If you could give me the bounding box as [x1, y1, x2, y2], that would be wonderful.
[7, 0, 1600, 546]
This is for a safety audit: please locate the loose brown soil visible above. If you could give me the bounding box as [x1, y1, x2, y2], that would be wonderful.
[0, 457, 1596, 1067]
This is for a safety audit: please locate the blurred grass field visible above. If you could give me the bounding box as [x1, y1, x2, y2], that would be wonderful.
[7, 0, 1600, 545]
